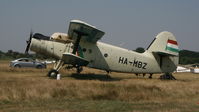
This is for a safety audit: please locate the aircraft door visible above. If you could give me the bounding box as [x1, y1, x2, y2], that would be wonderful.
[93, 45, 111, 71]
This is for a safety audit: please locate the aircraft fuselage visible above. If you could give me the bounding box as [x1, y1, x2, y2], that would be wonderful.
[30, 38, 176, 74]
[80, 41, 162, 73]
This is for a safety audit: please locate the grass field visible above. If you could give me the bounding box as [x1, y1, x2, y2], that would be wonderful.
[0, 61, 199, 112]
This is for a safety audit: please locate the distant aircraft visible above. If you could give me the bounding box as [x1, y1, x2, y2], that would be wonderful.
[25, 20, 179, 80]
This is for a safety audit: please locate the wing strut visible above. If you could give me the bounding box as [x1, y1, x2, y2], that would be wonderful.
[72, 29, 88, 54]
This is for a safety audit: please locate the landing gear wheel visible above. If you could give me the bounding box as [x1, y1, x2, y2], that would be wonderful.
[160, 73, 176, 80]
[76, 66, 83, 74]
[48, 69, 59, 79]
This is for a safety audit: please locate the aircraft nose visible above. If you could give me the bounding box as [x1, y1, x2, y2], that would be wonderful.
[25, 32, 50, 54]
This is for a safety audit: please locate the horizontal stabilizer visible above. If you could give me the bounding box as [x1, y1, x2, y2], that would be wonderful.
[154, 51, 178, 56]
[62, 53, 89, 66]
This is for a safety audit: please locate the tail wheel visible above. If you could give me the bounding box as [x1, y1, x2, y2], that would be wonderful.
[48, 69, 58, 79]
[160, 73, 176, 80]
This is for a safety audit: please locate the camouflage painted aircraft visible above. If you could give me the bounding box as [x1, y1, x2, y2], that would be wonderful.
[25, 20, 179, 79]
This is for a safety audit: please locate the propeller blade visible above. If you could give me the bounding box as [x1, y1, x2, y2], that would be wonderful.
[25, 31, 33, 54]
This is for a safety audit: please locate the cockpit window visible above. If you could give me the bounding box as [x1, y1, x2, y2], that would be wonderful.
[104, 53, 108, 57]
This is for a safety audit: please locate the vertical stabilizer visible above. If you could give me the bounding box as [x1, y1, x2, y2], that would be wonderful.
[147, 31, 179, 73]
[147, 31, 179, 56]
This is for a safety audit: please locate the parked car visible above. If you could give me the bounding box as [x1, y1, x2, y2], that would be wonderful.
[10, 58, 46, 69]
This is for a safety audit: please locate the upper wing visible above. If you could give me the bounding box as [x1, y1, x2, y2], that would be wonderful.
[68, 20, 105, 43]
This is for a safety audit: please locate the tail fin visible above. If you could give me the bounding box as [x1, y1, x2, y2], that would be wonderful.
[147, 31, 179, 56]
[147, 31, 179, 73]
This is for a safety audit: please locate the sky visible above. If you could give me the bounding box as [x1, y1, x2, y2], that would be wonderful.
[0, 0, 199, 53]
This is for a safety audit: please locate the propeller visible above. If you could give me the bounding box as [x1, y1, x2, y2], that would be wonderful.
[25, 30, 33, 54]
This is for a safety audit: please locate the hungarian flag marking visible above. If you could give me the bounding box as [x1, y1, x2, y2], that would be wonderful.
[166, 40, 179, 53]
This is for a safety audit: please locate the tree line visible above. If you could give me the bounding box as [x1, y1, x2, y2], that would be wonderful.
[135, 47, 199, 65]
[1, 49, 199, 65]
[0, 50, 47, 60]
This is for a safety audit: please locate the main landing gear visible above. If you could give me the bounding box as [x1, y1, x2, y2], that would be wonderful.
[48, 62, 84, 79]
[76, 66, 83, 74]
[65, 65, 83, 74]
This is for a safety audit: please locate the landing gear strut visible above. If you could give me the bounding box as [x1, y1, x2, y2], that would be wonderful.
[72, 30, 87, 74]
[76, 66, 83, 74]
[47, 60, 64, 79]
[160, 73, 176, 80]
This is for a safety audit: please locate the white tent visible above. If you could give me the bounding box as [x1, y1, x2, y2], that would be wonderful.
[176, 66, 191, 73]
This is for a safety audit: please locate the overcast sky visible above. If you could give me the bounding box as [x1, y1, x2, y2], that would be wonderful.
[0, 0, 199, 52]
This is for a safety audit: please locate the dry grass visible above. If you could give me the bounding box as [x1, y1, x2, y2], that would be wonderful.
[0, 60, 199, 112]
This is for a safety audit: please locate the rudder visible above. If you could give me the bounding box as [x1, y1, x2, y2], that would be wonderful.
[147, 31, 179, 73]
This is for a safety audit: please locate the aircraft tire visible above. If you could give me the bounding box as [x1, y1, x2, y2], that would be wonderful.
[160, 73, 176, 80]
[77, 66, 83, 74]
[48, 69, 58, 79]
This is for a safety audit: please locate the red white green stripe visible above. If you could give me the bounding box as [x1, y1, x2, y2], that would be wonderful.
[165, 39, 179, 53]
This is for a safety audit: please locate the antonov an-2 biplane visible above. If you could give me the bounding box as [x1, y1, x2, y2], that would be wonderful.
[25, 20, 179, 80]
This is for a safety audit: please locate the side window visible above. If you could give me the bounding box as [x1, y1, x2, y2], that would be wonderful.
[104, 53, 108, 58]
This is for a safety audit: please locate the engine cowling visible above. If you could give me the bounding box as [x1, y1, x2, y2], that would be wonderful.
[51, 32, 73, 43]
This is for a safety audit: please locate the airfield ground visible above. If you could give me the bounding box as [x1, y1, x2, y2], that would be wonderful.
[0, 60, 199, 112]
